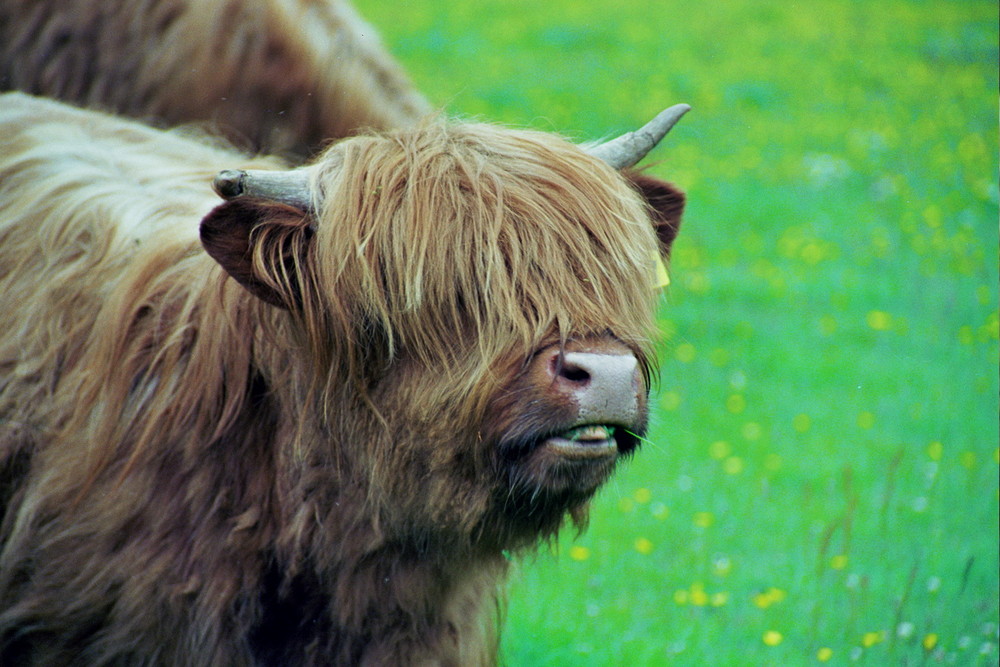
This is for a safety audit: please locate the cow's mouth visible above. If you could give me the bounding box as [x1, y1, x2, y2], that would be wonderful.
[541, 424, 639, 459]
[495, 416, 646, 464]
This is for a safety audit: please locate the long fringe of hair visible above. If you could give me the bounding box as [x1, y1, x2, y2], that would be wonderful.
[303, 120, 662, 422]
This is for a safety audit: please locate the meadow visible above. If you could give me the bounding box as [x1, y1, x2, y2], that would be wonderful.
[356, 1, 999, 663]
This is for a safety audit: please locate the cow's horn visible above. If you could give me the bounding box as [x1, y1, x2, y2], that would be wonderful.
[586, 104, 691, 170]
[212, 168, 314, 211]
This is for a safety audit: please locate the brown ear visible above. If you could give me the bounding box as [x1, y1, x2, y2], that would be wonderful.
[622, 170, 685, 257]
[200, 197, 313, 309]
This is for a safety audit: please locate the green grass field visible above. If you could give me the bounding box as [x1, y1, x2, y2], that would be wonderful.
[357, 1, 999, 663]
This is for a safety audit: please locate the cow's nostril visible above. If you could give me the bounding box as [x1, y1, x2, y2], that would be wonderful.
[557, 358, 591, 384]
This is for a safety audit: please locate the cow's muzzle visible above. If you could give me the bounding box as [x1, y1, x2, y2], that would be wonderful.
[538, 348, 643, 460]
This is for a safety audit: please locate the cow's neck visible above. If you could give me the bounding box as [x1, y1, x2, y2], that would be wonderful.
[255, 522, 508, 665]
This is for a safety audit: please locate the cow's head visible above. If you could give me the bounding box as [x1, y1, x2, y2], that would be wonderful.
[200, 107, 687, 549]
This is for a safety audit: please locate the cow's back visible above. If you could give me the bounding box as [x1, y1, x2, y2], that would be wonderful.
[0, 0, 432, 157]
[0, 92, 279, 485]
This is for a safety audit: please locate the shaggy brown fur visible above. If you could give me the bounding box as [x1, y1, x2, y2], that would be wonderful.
[0, 0, 431, 158]
[0, 92, 684, 665]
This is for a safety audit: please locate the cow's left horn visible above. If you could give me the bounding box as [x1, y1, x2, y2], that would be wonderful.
[586, 104, 691, 170]
[212, 168, 314, 211]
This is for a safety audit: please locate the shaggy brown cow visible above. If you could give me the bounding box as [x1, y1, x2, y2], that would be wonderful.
[0, 0, 431, 157]
[0, 92, 685, 665]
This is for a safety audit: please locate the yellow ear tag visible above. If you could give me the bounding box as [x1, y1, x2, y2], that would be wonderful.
[652, 253, 670, 289]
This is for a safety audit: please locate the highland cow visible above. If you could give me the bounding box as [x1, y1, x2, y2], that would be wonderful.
[0, 92, 686, 665]
[0, 0, 431, 158]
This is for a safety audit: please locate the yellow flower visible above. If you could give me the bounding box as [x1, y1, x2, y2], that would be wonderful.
[867, 310, 893, 331]
[763, 630, 783, 646]
[816, 647, 833, 662]
[709, 348, 730, 367]
[830, 554, 848, 570]
[723, 456, 744, 475]
[922, 205, 942, 228]
[752, 587, 786, 609]
[800, 242, 825, 264]
[927, 441, 943, 460]
[634, 538, 654, 555]
[709, 440, 731, 460]
[569, 546, 590, 562]
[923, 633, 938, 651]
[685, 272, 709, 294]
[661, 391, 682, 411]
[675, 343, 696, 363]
[710, 592, 729, 607]
[862, 631, 884, 647]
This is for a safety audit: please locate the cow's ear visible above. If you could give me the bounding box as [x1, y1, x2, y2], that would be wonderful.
[622, 170, 685, 257]
[200, 197, 313, 309]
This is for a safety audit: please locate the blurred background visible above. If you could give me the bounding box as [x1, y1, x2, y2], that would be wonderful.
[356, 1, 998, 663]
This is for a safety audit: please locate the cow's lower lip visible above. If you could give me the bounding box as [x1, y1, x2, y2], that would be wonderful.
[542, 425, 619, 460]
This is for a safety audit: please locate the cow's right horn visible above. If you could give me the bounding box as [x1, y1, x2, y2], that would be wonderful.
[212, 168, 314, 211]
[586, 104, 691, 170]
